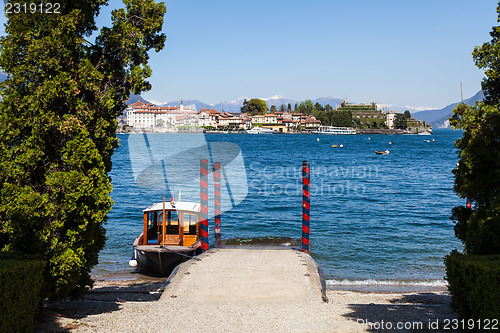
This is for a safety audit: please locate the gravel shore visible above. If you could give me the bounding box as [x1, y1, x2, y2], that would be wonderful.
[36, 249, 457, 332]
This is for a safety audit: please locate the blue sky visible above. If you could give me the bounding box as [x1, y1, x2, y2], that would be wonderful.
[1, 1, 499, 109]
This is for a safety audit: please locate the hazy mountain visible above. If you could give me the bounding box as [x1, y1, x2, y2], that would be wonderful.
[311, 97, 344, 108]
[126, 93, 149, 105]
[414, 90, 484, 128]
[213, 96, 250, 113]
[263, 95, 297, 110]
[163, 99, 210, 111]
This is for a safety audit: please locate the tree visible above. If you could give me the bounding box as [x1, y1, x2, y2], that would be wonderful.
[449, 2, 500, 255]
[241, 98, 268, 116]
[279, 104, 286, 112]
[393, 113, 407, 129]
[270, 105, 277, 113]
[403, 110, 411, 119]
[0, 0, 166, 299]
[287, 103, 292, 112]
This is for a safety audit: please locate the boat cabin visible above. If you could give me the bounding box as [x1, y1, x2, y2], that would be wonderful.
[140, 201, 201, 247]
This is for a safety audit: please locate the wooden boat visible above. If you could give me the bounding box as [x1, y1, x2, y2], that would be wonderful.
[130, 198, 202, 275]
[375, 150, 389, 155]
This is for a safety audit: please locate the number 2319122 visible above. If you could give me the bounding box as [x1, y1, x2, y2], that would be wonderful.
[5, 2, 60, 14]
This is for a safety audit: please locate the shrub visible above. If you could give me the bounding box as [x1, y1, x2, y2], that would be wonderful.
[445, 251, 500, 324]
[0, 253, 45, 333]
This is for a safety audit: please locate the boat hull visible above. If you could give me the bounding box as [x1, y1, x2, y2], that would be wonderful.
[133, 242, 202, 275]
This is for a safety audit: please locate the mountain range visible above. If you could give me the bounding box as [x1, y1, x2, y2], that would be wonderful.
[0, 70, 479, 129]
[412, 90, 484, 128]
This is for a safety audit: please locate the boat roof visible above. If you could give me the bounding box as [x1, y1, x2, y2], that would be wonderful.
[143, 201, 201, 214]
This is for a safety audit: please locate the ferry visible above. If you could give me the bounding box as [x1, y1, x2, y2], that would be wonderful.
[246, 127, 275, 134]
[314, 126, 356, 135]
[129, 197, 202, 275]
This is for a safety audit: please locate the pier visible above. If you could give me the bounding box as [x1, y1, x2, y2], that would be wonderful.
[160, 247, 326, 304]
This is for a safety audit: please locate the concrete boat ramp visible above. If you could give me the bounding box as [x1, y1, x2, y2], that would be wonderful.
[160, 247, 327, 304]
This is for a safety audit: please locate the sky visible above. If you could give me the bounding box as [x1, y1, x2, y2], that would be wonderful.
[1, 0, 499, 109]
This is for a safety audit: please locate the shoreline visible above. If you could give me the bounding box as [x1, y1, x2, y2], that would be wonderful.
[36, 278, 456, 333]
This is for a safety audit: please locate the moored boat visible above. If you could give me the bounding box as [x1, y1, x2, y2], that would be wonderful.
[314, 126, 356, 135]
[130, 198, 202, 275]
[375, 150, 389, 155]
[246, 127, 275, 134]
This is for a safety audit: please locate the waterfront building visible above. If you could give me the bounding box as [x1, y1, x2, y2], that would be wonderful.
[126, 101, 197, 129]
[336, 100, 385, 120]
[386, 111, 398, 129]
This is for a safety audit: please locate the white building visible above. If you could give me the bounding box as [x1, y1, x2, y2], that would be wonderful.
[386, 111, 398, 129]
[126, 101, 198, 128]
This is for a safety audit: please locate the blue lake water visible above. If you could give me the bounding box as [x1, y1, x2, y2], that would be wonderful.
[94, 129, 463, 288]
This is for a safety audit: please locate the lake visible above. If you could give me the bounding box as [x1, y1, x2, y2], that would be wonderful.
[93, 129, 463, 290]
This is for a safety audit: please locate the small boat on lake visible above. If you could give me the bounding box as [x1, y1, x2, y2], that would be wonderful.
[375, 150, 389, 155]
[130, 198, 202, 275]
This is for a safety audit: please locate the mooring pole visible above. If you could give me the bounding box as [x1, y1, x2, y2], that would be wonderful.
[302, 161, 311, 254]
[214, 162, 222, 241]
[200, 159, 209, 252]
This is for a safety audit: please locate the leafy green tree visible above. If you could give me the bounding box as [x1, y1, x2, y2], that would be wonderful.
[287, 103, 292, 112]
[270, 105, 277, 113]
[449, 2, 500, 255]
[0, 0, 166, 299]
[314, 102, 323, 114]
[241, 98, 268, 116]
[394, 113, 407, 129]
[403, 110, 411, 119]
[279, 104, 286, 112]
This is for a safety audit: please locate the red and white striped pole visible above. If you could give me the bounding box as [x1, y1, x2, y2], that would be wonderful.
[200, 159, 209, 251]
[302, 161, 311, 254]
[214, 162, 222, 241]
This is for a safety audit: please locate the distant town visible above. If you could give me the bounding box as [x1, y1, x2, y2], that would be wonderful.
[119, 99, 432, 134]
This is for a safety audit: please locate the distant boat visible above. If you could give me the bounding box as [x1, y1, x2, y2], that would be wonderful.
[417, 131, 432, 135]
[130, 199, 203, 275]
[375, 150, 389, 155]
[247, 127, 275, 134]
[314, 126, 356, 135]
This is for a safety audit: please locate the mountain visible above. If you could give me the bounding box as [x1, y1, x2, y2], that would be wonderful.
[213, 96, 250, 113]
[126, 93, 149, 105]
[263, 95, 297, 109]
[163, 99, 210, 111]
[311, 97, 343, 108]
[414, 90, 484, 128]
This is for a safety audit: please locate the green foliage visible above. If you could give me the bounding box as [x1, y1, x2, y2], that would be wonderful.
[403, 110, 411, 119]
[448, 2, 500, 255]
[315, 109, 352, 127]
[0, 254, 45, 333]
[270, 105, 277, 113]
[473, 5, 500, 105]
[444, 251, 500, 324]
[0, 0, 166, 300]
[296, 99, 314, 115]
[240, 98, 268, 116]
[393, 113, 407, 130]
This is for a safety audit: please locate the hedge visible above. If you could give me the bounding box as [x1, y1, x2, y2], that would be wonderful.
[0, 253, 45, 333]
[445, 251, 500, 324]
